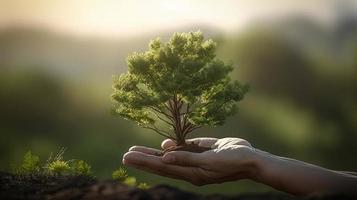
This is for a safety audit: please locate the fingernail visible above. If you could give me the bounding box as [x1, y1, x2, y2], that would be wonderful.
[163, 154, 175, 163]
[129, 146, 137, 151]
[123, 152, 131, 160]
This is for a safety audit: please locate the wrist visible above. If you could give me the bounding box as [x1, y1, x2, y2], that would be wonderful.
[246, 148, 271, 182]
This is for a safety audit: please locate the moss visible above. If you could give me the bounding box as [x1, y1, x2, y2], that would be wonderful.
[47, 160, 71, 176]
[16, 151, 40, 175]
[112, 166, 150, 189]
[71, 160, 93, 176]
[137, 182, 150, 190]
[123, 176, 136, 186]
[112, 167, 128, 180]
[15, 149, 94, 178]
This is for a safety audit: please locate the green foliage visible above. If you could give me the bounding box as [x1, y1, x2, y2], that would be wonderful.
[16, 151, 40, 175]
[71, 160, 93, 176]
[112, 167, 150, 189]
[123, 176, 137, 186]
[47, 160, 71, 176]
[3, 16, 357, 195]
[112, 167, 128, 180]
[15, 149, 94, 177]
[137, 182, 150, 190]
[112, 31, 248, 144]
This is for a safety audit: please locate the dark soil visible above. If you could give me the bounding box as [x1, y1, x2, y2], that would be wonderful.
[1, 171, 356, 200]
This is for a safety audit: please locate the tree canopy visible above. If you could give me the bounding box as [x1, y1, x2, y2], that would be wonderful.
[111, 31, 248, 145]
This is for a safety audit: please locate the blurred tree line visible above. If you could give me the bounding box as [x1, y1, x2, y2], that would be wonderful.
[218, 15, 357, 170]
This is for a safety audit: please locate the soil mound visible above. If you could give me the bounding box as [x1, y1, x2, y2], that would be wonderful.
[1, 172, 355, 200]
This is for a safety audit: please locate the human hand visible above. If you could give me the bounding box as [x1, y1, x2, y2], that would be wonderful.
[123, 137, 259, 186]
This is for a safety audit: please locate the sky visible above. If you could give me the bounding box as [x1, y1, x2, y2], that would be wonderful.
[0, 0, 353, 37]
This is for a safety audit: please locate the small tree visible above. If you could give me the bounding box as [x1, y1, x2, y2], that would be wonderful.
[111, 31, 248, 148]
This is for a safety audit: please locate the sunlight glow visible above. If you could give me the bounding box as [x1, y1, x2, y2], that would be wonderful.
[0, 0, 343, 37]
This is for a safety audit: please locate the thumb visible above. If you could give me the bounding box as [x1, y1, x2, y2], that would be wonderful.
[162, 151, 205, 167]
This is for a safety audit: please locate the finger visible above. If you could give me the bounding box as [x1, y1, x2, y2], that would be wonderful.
[161, 137, 218, 150]
[186, 137, 218, 148]
[213, 138, 252, 149]
[161, 139, 176, 149]
[122, 151, 200, 183]
[129, 146, 162, 156]
[162, 151, 207, 167]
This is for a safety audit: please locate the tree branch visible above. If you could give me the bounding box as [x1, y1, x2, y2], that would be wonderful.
[183, 124, 202, 137]
[180, 103, 192, 116]
[149, 110, 174, 127]
[141, 124, 175, 140]
[164, 102, 173, 112]
[149, 106, 174, 120]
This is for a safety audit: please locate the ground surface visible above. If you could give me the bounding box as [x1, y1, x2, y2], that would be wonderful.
[0, 172, 356, 200]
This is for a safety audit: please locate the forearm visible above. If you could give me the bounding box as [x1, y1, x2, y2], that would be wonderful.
[250, 149, 357, 196]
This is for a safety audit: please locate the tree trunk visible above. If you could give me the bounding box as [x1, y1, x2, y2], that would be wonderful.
[176, 137, 186, 146]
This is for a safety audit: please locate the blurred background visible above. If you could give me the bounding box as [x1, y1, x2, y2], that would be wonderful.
[1, 0, 357, 194]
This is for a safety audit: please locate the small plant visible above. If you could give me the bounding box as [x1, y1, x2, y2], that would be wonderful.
[112, 167, 128, 180]
[123, 176, 136, 187]
[137, 182, 150, 190]
[111, 31, 248, 152]
[112, 167, 150, 189]
[15, 148, 94, 178]
[47, 160, 71, 176]
[16, 151, 40, 175]
[71, 160, 93, 176]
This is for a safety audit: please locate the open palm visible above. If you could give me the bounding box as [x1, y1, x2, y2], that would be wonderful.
[123, 137, 257, 185]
